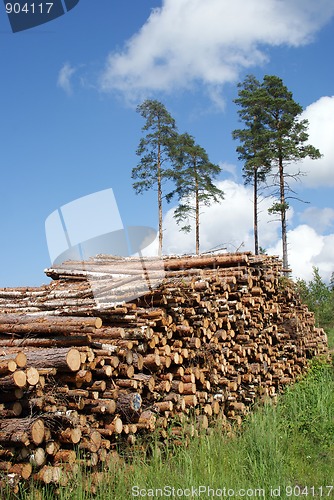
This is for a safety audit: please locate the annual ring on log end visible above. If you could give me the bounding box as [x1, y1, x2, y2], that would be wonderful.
[26, 367, 39, 386]
[95, 317, 103, 329]
[31, 419, 45, 445]
[66, 348, 81, 372]
[13, 370, 27, 388]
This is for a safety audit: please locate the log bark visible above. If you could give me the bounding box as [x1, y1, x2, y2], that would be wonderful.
[116, 393, 142, 418]
[1, 370, 26, 388]
[0, 314, 102, 333]
[24, 348, 81, 372]
[0, 418, 45, 446]
[0, 251, 328, 490]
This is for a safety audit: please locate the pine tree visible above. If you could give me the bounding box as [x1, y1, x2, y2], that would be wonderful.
[296, 267, 333, 327]
[234, 75, 321, 271]
[260, 75, 322, 272]
[233, 75, 272, 255]
[132, 100, 178, 255]
[329, 272, 334, 291]
[168, 133, 224, 255]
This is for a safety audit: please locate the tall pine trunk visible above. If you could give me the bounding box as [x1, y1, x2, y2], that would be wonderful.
[279, 156, 288, 272]
[157, 143, 163, 256]
[195, 166, 199, 255]
[253, 168, 259, 255]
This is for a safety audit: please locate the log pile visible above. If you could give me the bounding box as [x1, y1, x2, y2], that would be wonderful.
[0, 252, 328, 493]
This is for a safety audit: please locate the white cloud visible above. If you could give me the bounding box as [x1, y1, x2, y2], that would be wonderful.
[296, 96, 334, 187]
[220, 162, 238, 181]
[299, 206, 334, 233]
[57, 63, 77, 95]
[267, 225, 323, 281]
[312, 234, 334, 278]
[160, 180, 281, 254]
[142, 180, 334, 282]
[99, 0, 334, 102]
[267, 225, 334, 282]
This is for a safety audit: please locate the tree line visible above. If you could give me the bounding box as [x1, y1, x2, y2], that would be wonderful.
[132, 100, 224, 256]
[296, 268, 334, 329]
[132, 75, 321, 265]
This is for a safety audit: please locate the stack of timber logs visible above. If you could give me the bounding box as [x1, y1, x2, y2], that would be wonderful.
[0, 252, 328, 493]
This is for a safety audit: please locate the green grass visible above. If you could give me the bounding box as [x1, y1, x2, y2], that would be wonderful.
[326, 327, 334, 350]
[11, 356, 333, 500]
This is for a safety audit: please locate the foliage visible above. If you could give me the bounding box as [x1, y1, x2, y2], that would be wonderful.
[295, 266, 334, 328]
[260, 75, 321, 271]
[233, 74, 322, 269]
[330, 272, 334, 291]
[233, 75, 272, 255]
[233, 75, 272, 183]
[132, 101, 224, 256]
[132, 99, 178, 254]
[167, 132, 224, 254]
[268, 201, 289, 215]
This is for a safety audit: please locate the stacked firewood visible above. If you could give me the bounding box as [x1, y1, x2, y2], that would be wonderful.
[0, 253, 328, 492]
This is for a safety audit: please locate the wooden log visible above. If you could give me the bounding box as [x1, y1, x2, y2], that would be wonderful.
[91, 326, 125, 339]
[59, 369, 92, 386]
[162, 254, 249, 271]
[0, 358, 17, 375]
[133, 373, 155, 391]
[24, 348, 81, 372]
[58, 427, 82, 445]
[154, 401, 173, 413]
[116, 379, 138, 389]
[0, 335, 91, 348]
[28, 447, 47, 468]
[154, 380, 171, 392]
[0, 314, 102, 333]
[26, 367, 40, 386]
[78, 430, 102, 453]
[0, 370, 26, 388]
[53, 449, 77, 464]
[0, 461, 33, 480]
[0, 418, 45, 446]
[0, 401, 22, 417]
[4, 351, 27, 368]
[33, 465, 55, 484]
[0, 448, 15, 460]
[136, 410, 156, 431]
[182, 382, 197, 395]
[116, 392, 142, 417]
[103, 416, 123, 435]
[84, 399, 116, 415]
[143, 353, 161, 370]
[45, 440, 61, 456]
[182, 395, 198, 407]
[171, 380, 184, 393]
[117, 363, 135, 379]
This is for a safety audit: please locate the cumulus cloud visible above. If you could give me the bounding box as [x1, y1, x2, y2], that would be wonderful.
[143, 180, 281, 254]
[299, 206, 334, 233]
[220, 162, 238, 181]
[99, 0, 334, 102]
[296, 96, 334, 187]
[267, 225, 334, 282]
[142, 180, 334, 281]
[57, 63, 77, 95]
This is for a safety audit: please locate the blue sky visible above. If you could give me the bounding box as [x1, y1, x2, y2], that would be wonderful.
[1, 0, 334, 287]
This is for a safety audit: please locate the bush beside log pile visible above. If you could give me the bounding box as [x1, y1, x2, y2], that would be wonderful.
[0, 253, 328, 493]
